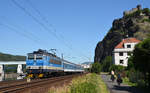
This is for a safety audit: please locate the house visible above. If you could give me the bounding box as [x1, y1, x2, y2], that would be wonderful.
[113, 38, 140, 66]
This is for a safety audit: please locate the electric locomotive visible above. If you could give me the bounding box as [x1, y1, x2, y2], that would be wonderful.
[26, 49, 84, 78]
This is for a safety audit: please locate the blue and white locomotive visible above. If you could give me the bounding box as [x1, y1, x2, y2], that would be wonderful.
[26, 49, 84, 78]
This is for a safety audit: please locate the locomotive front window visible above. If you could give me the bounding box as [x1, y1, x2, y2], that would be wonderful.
[28, 54, 34, 59]
[36, 54, 43, 59]
[28, 54, 43, 60]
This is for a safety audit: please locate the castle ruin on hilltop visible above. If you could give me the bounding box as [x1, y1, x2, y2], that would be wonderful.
[123, 5, 142, 16]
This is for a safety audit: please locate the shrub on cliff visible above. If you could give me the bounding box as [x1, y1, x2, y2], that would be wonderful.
[142, 8, 150, 16]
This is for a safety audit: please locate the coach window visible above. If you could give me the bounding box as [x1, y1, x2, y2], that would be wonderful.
[64, 64, 66, 68]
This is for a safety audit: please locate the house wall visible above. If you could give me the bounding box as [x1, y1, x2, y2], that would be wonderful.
[124, 43, 138, 50]
[113, 52, 130, 66]
[113, 42, 138, 67]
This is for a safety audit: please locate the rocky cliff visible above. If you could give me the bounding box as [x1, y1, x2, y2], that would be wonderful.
[94, 5, 150, 63]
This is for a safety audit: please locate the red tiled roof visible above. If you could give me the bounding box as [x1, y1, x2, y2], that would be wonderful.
[115, 38, 141, 49]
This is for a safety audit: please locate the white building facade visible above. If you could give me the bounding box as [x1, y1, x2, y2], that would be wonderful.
[113, 38, 140, 66]
[81, 64, 91, 69]
[0, 61, 26, 81]
[81, 62, 92, 69]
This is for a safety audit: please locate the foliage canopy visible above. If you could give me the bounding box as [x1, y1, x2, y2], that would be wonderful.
[91, 62, 101, 74]
[101, 56, 112, 72]
[132, 38, 150, 87]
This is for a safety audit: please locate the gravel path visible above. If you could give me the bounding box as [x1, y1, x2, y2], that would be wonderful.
[101, 74, 142, 93]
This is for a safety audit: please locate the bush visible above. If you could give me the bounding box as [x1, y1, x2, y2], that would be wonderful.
[91, 62, 102, 74]
[101, 56, 112, 72]
[137, 79, 146, 87]
[69, 73, 109, 93]
[127, 68, 146, 87]
[109, 65, 125, 73]
[127, 56, 134, 70]
[128, 69, 143, 83]
[71, 81, 97, 93]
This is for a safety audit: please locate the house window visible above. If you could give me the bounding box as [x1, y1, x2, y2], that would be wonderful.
[119, 52, 123, 56]
[120, 60, 124, 64]
[127, 44, 131, 48]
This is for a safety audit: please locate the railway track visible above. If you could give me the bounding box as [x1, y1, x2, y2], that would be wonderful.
[0, 74, 82, 93]
[0, 79, 26, 88]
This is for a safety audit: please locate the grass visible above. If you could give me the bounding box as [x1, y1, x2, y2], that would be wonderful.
[49, 85, 69, 93]
[48, 73, 109, 93]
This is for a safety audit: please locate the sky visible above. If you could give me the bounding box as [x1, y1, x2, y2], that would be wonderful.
[0, 0, 149, 64]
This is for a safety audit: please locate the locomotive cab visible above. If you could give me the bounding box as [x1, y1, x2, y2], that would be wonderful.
[26, 51, 45, 78]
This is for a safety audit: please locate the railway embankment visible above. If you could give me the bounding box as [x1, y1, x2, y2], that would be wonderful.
[0, 74, 83, 93]
[48, 73, 109, 93]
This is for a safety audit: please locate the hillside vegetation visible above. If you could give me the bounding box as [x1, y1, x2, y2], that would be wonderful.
[0, 52, 26, 61]
[95, 5, 150, 63]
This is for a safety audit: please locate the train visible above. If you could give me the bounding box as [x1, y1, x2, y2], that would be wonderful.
[26, 49, 84, 78]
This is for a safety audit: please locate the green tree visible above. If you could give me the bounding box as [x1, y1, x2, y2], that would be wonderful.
[109, 65, 125, 73]
[132, 38, 150, 87]
[102, 56, 112, 72]
[127, 56, 134, 70]
[91, 62, 102, 74]
[0, 52, 26, 61]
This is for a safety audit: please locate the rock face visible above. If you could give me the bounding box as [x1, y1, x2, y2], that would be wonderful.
[94, 5, 150, 63]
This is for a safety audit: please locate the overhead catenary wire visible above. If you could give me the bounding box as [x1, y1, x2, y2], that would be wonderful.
[0, 17, 44, 43]
[25, 0, 90, 61]
[28, 0, 73, 48]
[12, 0, 72, 50]
[12, 0, 78, 61]
[6, 23, 48, 47]
[11, 0, 91, 63]
[0, 22, 45, 47]
[25, 0, 73, 49]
